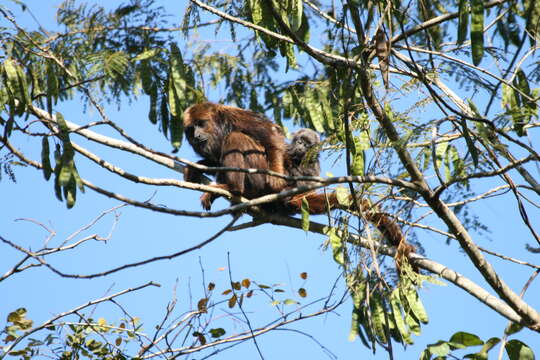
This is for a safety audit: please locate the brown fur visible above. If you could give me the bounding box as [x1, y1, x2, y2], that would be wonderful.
[183, 102, 287, 210]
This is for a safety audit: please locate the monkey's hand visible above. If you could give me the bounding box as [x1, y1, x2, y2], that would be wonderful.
[184, 166, 207, 184]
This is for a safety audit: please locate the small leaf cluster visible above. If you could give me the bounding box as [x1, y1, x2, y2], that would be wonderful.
[348, 271, 430, 349]
[421, 329, 535, 360]
[1, 309, 139, 360]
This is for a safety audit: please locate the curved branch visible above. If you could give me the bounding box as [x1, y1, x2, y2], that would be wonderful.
[1, 215, 241, 279]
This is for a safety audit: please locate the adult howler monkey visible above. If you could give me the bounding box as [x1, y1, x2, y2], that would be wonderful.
[183, 102, 287, 209]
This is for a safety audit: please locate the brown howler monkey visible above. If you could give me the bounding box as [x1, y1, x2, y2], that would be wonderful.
[286, 128, 322, 187]
[183, 102, 287, 209]
[282, 129, 416, 270]
[273, 128, 330, 214]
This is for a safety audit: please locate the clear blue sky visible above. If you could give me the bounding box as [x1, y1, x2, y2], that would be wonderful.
[1, 1, 539, 358]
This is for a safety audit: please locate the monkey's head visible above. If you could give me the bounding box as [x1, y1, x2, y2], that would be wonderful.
[288, 128, 321, 164]
[183, 102, 227, 161]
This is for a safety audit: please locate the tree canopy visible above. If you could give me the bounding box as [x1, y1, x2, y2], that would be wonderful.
[1, 0, 539, 359]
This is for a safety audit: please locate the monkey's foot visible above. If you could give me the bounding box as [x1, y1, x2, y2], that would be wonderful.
[200, 193, 214, 211]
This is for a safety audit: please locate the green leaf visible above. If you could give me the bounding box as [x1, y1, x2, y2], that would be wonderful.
[53, 145, 63, 201]
[422, 146, 431, 171]
[148, 87, 158, 124]
[460, 119, 478, 168]
[449, 331, 483, 347]
[7, 308, 29, 324]
[505, 339, 535, 360]
[370, 293, 387, 344]
[133, 48, 162, 62]
[435, 141, 448, 172]
[167, 77, 179, 119]
[305, 88, 324, 132]
[470, 0, 484, 66]
[427, 340, 451, 357]
[55, 112, 70, 143]
[514, 69, 531, 98]
[419, 349, 432, 360]
[503, 83, 527, 136]
[58, 158, 74, 186]
[349, 306, 360, 342]
[3, 59, 20, 96]
[467, 99, 482, 117]
[348, 278, 371, 346]
[139, 60, 154, 95]
[283, 299, 299, 305]
[301, 197, 310, 231]
[525, 0, 540, 46]
[445, 145, 459, 181]
[104, 51, 129, 80]
[46, 60, 58, 115]
[505, 323, 524, 336]
[168, 90, 183, 150]
[15, 61, 30, 106]
[402, 285, 428, 324]
[41, 137, 53, 181]
[64, 177, 77, 209]
[478, 337, 500, 355]
[289, 0, 303, 31]
[326, 227, 345, 266]
[249, 0, 263, 25]
[457, 0, 469, 44]
[464, 353, 488, 360]
[335, 186, 351, 206]
[352, 149, 365, 176]
[281, 42, 297, 70]
[209, 328, 226, 338]
[3, 59, 26, 115]
[390, 290, 413, 345]
[297, 10, 310, 44]
[72, 164, 85, 192]
[160, 93, 170, 137]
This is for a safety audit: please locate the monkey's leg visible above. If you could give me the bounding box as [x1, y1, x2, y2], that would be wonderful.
[266, 147, 288, 192]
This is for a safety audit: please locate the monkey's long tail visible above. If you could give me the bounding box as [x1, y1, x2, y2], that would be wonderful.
[354, 199, 418, 273]
[286, 191, 418, 272]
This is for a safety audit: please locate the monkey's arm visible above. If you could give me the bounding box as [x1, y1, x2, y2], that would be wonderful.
[183, 159, 219, 185]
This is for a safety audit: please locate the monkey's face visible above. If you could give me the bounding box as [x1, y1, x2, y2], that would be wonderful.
[185, 119, 210, 144]
[184, 104, 221, 160]
[288, 129, 320, 163]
